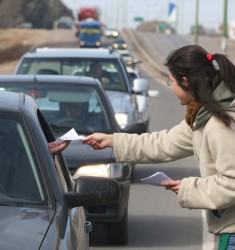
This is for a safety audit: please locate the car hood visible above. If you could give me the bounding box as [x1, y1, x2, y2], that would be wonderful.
[0, 206, 52, 250]
[105, 90, 132, 113]
[62, 139, 115, 171]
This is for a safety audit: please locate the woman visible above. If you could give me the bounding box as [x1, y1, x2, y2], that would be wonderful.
[83, 45, 235, 250]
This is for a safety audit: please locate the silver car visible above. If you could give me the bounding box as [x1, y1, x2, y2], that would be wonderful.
[15, 47, 150, 130]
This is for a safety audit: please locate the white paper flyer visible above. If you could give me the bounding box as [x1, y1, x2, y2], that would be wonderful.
[55, 128, 85, 144]
[140, 172, 172, 186]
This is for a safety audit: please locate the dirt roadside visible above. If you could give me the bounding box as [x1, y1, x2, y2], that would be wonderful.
[0, 28, 78, 74]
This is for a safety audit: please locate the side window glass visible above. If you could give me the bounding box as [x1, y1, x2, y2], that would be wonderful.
[0, 115, 48, 205]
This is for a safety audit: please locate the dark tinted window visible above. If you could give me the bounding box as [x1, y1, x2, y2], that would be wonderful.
[0, 114, 48, 206]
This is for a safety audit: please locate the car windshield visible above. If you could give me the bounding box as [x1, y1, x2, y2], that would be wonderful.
[0, 114, 48, 206]
[0, 84, 111, 134]
[17, 58, 128, 92]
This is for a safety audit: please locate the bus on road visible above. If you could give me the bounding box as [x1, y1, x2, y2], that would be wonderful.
[79, 19, 102, 48]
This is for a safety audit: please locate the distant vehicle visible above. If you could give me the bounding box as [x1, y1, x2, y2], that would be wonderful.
[112, 37, 128, 50]
[0, 89, 120, 249]
[104, 28, 119, 38]
[15, 47, 151, 130]
[78, 18, 102, 48]
[18, 22, 33, 29]
[78, 7, 100, 21]
[75, 7, 101, 38]
[54, 16, 73, 29]
[118, 50, 142, 68]
[0, 74, 146, 245]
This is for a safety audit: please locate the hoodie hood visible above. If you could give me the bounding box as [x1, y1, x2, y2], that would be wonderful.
[194, 81, 235, 128]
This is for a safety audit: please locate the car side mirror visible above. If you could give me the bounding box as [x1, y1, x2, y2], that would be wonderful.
[64, 176, 121, 208]
[121, 122, 147, 134]
[132, 78, 149, 93]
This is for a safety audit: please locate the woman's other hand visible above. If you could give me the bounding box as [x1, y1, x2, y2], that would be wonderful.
[161, 180, 182, 194]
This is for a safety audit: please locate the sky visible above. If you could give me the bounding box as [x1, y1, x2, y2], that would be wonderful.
[61, 0, 235, 35]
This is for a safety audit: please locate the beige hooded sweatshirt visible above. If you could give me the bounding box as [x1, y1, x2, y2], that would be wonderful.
[113, 82, 235, 234]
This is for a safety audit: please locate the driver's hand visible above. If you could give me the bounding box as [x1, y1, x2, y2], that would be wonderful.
[49, 140, 71, 155]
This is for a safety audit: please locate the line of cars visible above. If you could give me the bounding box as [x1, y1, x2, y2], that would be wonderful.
[0, 37, 158, 247]
[15, 46, 158, 130]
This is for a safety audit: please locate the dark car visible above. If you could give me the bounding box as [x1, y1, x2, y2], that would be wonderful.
[0, 75, 145, 245]
[112, 37, 128, 50]
[14, 47, 150, 130]
[0, 90, 120, 249]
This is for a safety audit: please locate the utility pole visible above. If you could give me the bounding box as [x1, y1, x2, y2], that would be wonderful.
[194, 0, 199, 45]
[221, 0, 228, 54]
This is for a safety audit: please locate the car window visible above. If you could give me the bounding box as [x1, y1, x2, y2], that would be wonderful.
[36, 110, 74, 192]
[0, 114, 48, 206]
[17, 58, 128, 92]
[0, 84, 111, 134]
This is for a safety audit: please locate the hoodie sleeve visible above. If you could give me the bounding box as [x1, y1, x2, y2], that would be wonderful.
[113, 120, 194, 163]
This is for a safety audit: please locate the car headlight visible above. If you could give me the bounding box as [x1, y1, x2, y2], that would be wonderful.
[112, 31, 118, 37]
[115, 113, 128, 128]
[73, 164, 111, 179]
[96, 41, 101, 47]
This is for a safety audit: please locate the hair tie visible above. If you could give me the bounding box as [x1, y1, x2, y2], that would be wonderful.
[207, 53, 213, 61]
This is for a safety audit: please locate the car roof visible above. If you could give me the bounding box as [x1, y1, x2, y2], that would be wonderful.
[0, 74, 117, 120]
[0, 74, 101, 87]
[22, 47, 121, 59]
[0, 90, 33, 113]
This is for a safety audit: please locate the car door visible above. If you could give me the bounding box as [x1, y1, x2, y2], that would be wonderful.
[35, 109, 90, 249]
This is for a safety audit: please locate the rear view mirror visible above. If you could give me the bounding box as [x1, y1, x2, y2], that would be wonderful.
[64, 176, 121, 208]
